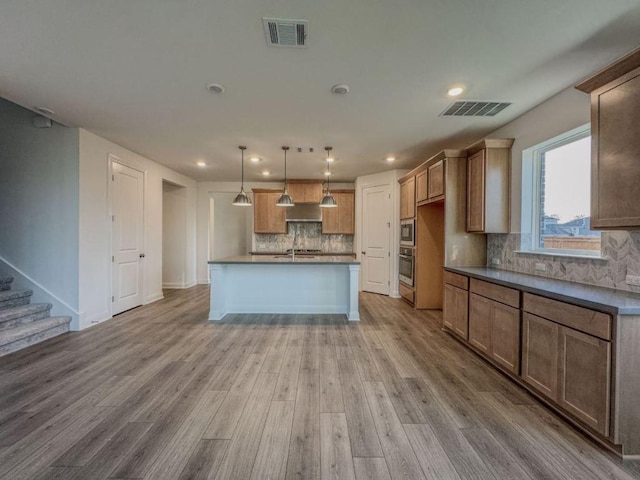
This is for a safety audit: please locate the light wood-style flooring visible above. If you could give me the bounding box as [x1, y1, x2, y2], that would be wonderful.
[1, 286, 639, 479]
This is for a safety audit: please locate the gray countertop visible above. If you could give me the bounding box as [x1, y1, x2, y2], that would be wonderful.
[445, 266, 640, 315]
[210, 255, 360, 265]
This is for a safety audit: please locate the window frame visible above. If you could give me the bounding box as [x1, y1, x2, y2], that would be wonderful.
[523, 124, 601, 257]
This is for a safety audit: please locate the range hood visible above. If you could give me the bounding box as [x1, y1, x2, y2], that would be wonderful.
[285, 204, 322, 222]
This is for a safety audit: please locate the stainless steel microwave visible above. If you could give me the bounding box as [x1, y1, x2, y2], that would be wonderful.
[400, 219, 415, 246]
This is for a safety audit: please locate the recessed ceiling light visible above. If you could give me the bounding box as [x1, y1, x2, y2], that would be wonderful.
[206, 82, 225, 94]
[262, 170, 270, 176]
[331, 84, 350, 95]
[250, 157, 261, 163]
[324, 171, 332, 176]
[34, 106, 55, 116]
[386, 157, 396, 163]
[447, 86, 465, 97]
[196, 160, 207, 167]
[326, 157, 335, 163]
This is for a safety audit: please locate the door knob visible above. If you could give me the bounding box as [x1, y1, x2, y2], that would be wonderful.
[139, 253, 146, 258]
[361, 251, 366, 255]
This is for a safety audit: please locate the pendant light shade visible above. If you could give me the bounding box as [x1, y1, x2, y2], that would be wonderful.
[232, 146, 252, 206]
[320, 146, 337, 208]
[276, 146, 295, 207]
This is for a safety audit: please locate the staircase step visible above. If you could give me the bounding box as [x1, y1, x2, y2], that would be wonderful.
[0, 289, 33, 310]
[0, 316, 71, 357]
[0, 303, 52, 331]
[0, 275, 13, 291]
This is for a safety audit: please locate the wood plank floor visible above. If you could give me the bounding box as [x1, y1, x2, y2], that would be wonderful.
[1, 286, 639, 479]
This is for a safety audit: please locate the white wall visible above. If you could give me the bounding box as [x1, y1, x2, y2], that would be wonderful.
[355, 169, 408, 298]
[0, 98, 80, 325]
[162, 182, 188, 288]
[485, 87, 590, 232]
[210, 193, 252, 261]
[79, 129, 197, 329]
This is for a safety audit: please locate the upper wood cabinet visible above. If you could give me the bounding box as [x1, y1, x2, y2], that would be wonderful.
[416, 170, 428, 203]
[252, 190, 287, 234]
[287, 180, 323, 204]
[427, 160, 445, 201]
[465, 139, 513, 233]
[400, 176, 416, 219]
[575, 48, 640, 229]
[322, 190, 355, 234]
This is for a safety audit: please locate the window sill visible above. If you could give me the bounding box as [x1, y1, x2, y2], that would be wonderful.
[514, 250, 609, 262]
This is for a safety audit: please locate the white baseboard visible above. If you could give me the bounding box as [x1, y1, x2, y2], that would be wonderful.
[198, 278, 211, 285]
[163, 281, 198, 289]
[145, 291, 164, 304]
[78, 309, 112, 330]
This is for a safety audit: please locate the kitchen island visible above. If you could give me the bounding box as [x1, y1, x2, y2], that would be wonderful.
[208, 255, 360, 321]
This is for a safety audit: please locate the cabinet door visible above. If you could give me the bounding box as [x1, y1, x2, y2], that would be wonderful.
[469, 293, 492, 355]
[558, 326, 611, 436]
[522, 313, 559, 401]
[466, 150, 486, 232]
[322, 192, 354, 234]
[286, 183, 305, 204]
[491, 303, 520, 374]
[400, 177, 416, 219]
[444, 284, 467, 338]
[254, 192, 286, 234]
[416, 171, 428, 203]
[305, 182, 323, 203]
[592, 68, 640, 228]
[428, 160, 444, 200]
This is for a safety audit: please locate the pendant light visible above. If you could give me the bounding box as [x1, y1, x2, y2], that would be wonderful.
[320, 146, 337, 208]
[276, 146, 294, 207]
[232, 146, 252, 206]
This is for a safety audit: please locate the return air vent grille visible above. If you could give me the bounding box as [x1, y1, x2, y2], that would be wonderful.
[440, 101, 511, 117]
[263, 18, 308, 47]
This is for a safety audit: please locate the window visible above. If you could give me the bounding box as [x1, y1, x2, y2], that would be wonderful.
[523, 125, 601, 256]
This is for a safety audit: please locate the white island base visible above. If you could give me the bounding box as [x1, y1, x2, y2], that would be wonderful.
[208, 258, 360, 321]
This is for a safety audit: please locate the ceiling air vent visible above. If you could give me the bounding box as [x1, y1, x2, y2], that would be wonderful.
[263, 18, 308, 47]
[440, 101, 511, 117]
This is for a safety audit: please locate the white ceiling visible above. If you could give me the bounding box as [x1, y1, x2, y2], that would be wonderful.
[1, 1, 639, 182]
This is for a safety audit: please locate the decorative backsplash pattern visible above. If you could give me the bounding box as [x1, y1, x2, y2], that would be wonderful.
[254, 222, 354, 253]
[487, 232, 640, 293]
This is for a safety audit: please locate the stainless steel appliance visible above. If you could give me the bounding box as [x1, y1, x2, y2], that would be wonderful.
[400, 219, 415, 246]
[398, 246, 415, 286]
[285, 204, 322, 222]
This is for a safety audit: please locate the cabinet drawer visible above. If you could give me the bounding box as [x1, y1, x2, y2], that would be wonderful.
[470, 279, 519, 308]
[444, 271, 468, 290]
[399, 282, 414, 304]
[522, 293, 611, 341]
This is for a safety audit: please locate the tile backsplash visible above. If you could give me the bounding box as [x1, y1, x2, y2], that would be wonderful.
[254, 222, 354, 253]
[487, 232, 640, 293]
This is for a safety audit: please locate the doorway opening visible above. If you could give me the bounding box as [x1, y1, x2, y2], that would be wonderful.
[162, 181, 187, 288]
[208, 192, 252, 269]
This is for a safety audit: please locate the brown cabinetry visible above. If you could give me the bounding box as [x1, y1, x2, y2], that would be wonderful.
[465, 139, 513, 233]
[468, 280, 520, 374]
[576, 47, 640, 229]
[443, 281, 469, 340]
[416, 170, 428, 203]
[522, 313, 559, 401]
[287, 180, 323, 204]
[322, 190, 355, 234]
[400, 176, 416, 219]
[427, 160, 445, 201]
[252, 190, 286, 234]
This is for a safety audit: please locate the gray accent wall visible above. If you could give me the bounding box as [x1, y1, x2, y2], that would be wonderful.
[0, 97, 80, 323]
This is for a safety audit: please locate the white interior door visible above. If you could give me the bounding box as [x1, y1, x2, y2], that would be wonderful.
[112, 161, 144, 315]
[362, 184, 390, 295]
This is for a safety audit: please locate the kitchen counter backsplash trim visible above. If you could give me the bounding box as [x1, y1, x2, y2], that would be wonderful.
[487, 232, 640, 294]
[254, 222, 353, 254]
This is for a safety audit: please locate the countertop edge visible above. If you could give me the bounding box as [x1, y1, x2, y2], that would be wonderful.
[445, 266, 640, 316]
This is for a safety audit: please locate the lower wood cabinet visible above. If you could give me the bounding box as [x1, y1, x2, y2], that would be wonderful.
[443, 283, 468, 340]
[522, 312, 611, 436]
[469, 293, 520, 373]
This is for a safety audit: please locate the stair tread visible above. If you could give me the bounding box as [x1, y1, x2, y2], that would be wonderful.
[0, 289, 33, 301]
[0, 275, 12, 284]
[0, 316, 71, 346]
[0, 303, 52, 322]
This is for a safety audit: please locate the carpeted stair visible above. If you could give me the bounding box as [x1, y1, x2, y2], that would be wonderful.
[0, 275, 71, 356]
